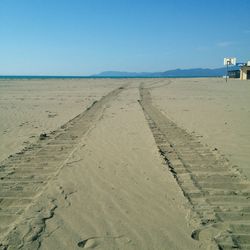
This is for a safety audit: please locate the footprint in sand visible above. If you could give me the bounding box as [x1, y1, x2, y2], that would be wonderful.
[48, 113, 58, 118]
[77, 238, 99, 249]
[77, 235, 130, 249]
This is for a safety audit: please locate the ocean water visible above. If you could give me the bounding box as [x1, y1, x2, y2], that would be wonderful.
[0, 75, 216, 80]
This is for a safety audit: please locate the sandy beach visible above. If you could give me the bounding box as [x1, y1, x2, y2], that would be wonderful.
[150, 78, 250, 179]
[0, 79, 126, 162]
[0, 78, 250, 250]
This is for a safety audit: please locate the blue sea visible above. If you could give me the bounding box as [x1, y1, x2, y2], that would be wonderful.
[0, 75, 216, 79]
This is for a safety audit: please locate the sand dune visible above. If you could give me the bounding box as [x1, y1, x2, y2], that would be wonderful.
[0, 78, 250, 249]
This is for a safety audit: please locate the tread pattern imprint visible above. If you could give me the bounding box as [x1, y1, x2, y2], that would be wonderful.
[0, 86, 126, 250]
[139, 83, 250, 250]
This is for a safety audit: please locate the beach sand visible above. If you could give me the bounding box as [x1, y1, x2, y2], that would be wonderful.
[0, 78, 250, 249]
[0, 79, 124, 162]
[150, 78, 250, 178]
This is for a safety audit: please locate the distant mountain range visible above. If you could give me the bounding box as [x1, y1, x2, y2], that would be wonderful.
[93, 67, 239, 77]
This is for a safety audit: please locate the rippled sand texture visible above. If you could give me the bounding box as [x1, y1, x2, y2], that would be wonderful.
[0, 78, 125, 161]
[0, 78, 250, 249]
[150, 78, 250, 179]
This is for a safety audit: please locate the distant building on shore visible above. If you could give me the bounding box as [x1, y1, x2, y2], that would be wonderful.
[228, 69, 240, 78]
[240, 62, 250, 80]
[227, 61, 250, 80]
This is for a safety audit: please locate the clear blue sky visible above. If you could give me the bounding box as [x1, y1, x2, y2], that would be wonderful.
[0, 0, 249, 75]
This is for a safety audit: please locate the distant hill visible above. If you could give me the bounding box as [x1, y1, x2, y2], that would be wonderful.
[93, 67, 239, 77]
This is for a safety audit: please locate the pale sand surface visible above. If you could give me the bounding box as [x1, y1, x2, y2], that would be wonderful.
[1, 78, 250, 249]
[0, 79, 124, 162]
[150, 78, 250, 178]
[39, 85, 200, 250]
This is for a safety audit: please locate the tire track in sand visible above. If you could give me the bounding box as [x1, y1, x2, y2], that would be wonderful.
[0, 85, 126, 249]
[139, 83, 250, 250]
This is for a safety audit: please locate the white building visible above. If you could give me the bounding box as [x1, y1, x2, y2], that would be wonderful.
[240, 62, 250, 80]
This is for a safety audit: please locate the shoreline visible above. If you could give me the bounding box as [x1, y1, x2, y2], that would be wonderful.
[0, 76, 222, 79]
